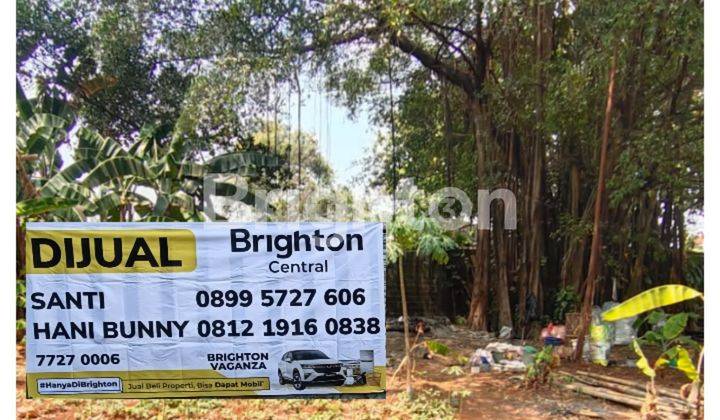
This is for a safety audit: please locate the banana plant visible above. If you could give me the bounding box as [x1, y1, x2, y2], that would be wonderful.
[602, 285, 703, 417]
[18, 80, 281, 222]
[16, 80, 86, 220]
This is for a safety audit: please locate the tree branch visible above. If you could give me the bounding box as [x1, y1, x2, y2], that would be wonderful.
[294, 24, 477, 97]
[409, 12, 476, 71]
[387, 32, 476, 96]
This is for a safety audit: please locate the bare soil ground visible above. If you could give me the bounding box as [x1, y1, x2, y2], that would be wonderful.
[386, 330, 691, 419]
[16, 327, 692, 419]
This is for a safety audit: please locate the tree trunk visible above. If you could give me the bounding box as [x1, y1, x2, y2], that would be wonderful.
[629, 193, 657, 296]
[575, 52, 617, 360]
[561, 164, 581, 288]
[468, 101, 490, 331]
[524, 0, 552, 323]
[562, 183, 596, 294]
[494, 204, 513, 329]
[527, 134, 545, 317]
[671, 202, 685, 281]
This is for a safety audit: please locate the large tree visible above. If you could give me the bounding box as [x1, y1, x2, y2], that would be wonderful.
[17, 0, 703, 332]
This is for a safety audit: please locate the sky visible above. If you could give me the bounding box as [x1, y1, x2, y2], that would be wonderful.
[288, 80, 377, 186]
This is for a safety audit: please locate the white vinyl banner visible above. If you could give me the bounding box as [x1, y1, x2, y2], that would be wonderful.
[25, 222, 386, 398]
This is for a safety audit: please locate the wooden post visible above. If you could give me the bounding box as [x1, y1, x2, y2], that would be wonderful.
[398, 255, 413, 397]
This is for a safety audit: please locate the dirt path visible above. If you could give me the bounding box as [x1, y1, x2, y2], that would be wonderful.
[17, 328, 674, 419]
[385, 332, 640, 419]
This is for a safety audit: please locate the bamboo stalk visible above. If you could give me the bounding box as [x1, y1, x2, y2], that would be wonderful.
[558, 381, 687, 418]
[572, 370, 681, 401]
[562, 373, 647, 399]
[557, 371, 688, 408]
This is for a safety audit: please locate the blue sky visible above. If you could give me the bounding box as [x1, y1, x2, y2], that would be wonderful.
[289, 83, 376, 186]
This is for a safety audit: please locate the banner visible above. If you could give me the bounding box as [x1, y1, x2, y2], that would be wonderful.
[25, 222, 386, 398]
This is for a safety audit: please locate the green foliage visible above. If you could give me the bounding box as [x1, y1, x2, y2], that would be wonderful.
[387, 213, 459, 265]
[656, 346, 698, 381]
[18, 0, 189, 145]
[16, 197, 78, 217]
[16, 279, 26, 310]
[16, 83, 288, 223]
[685, 251, 704, 291]
[632, 336, 699, 383]
[15, 0, 704, 347]
[426, 340, 450, 356]
[552, 287, 580, 323]
[397, 389, 459, 420]
[525, 346, 555, 386]
[634, 310, 700, 353]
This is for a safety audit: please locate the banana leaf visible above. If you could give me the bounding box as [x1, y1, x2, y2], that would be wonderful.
[602, 285, 703, 322]
[662, 313, 689, 340]
[52, 184, 94, 203]
[17, 196, 78, 217]
[17, 113, 67, 148]
[153, 194, 171, 216]
[656, 346, 698, 381]
[76, 128, 127, 161]
[16, 78, 34, 120]
[85, 192, 122, 215]
[169, 190, 195, 212]
[632, 339, 655, 378]
[83, 157, 155, 188]
[179, 162, 206, 179]
[40, 160, 94, 196]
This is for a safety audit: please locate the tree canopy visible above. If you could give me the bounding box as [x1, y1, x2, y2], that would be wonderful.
[16, 0, 703, 333]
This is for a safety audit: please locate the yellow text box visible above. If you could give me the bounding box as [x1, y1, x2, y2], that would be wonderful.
[26, 229, 197, 274]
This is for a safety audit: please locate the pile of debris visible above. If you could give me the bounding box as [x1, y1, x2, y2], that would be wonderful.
[469, 341, 535, 373]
